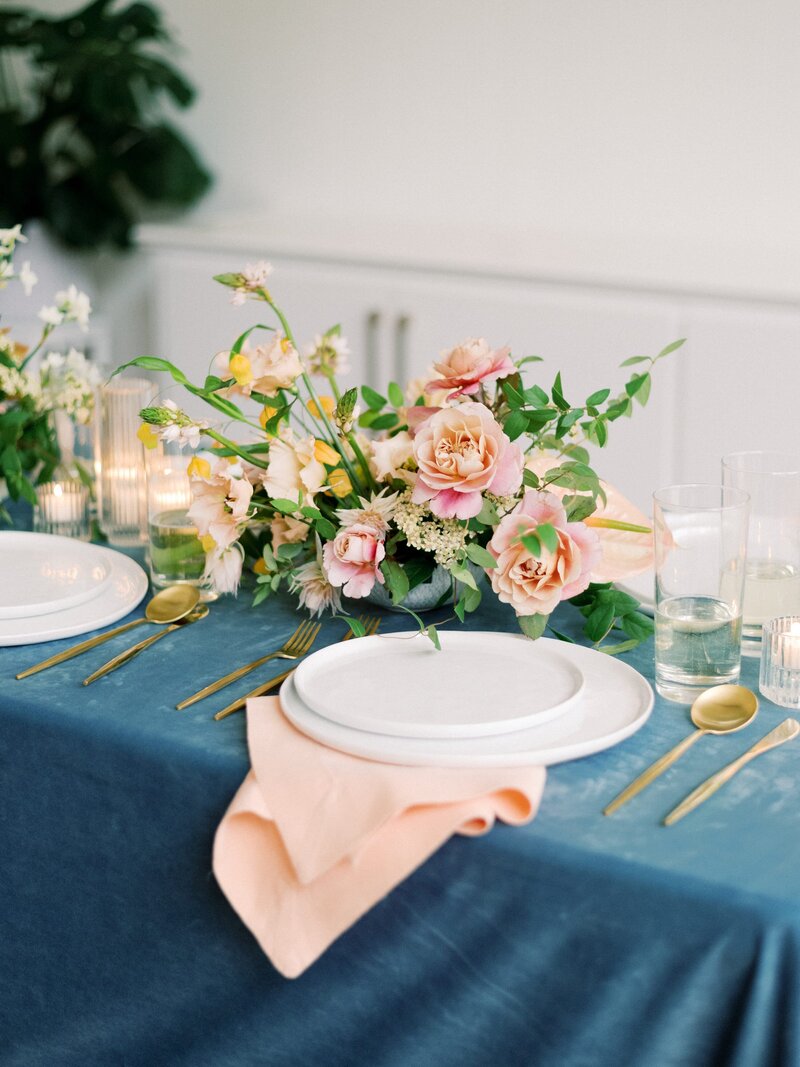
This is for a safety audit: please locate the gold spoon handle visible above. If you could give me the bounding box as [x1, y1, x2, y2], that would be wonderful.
[82, 625, 178, 686]
[604, 729, 705, 815]
[664, 718, 800, 826]
[16, 617, 147, 679]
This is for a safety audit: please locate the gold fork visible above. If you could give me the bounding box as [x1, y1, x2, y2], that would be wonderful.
[213, 615, 381, 721]
[175, 619, 322, 710]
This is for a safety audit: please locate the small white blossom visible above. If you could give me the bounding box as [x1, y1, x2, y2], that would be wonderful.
[231, 260, 273, 305]
[393, 489, 468, 565]
[19, 261, 37, 295]
[335, 490, 399, 533]
[305, 332, 351, 377]
[38, 306, 64, 328]
[0, 225, 26, 253]
[55, 284, 91, 330]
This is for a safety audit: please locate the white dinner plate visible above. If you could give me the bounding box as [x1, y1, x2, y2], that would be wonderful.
[0, 545, 148, 646]
[293, 631, 585, 739]
[281, 635, 654, 767]
[617, 568, 655, 615]
[0, 532, 113, 620]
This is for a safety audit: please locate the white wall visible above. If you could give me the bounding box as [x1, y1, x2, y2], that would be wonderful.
[153, 0, 800, 291]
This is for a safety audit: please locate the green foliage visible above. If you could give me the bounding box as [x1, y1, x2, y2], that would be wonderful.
[569, 582, 654, 652]
[0, 0, 211, 248]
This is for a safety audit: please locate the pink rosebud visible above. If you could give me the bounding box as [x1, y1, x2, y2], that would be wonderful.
[433, 338, 515, 399]
[322, 522, 386, 599]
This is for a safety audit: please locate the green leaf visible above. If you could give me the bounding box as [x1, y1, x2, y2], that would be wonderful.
[522, 468, 540, 489]
[551, 372, 569, 411]
[358, 410, 380, 428]
[619, 611, 655, 641]
[314, 517, 337, 540]
[597, 639, 640, 656]
[185, 384, 245, 422]
[625, 373, 648, 398]
[516, 355, 544, 367]
[537, 522, 559, 552]
[275, 542, 304, 561]
[518, 614, 548, 640]
[387, 381, 405, 408]
[504, 410, 528, 441]
[449, 563, 479, 591]
[634, 372, 652, 407]
[657, 338, 686, 358]
[231, 324, 273, 355]
[465, 543, 497, 569]
[381, 559, 410, 605]
[584, 601, 616, 643]
[521, 532, 542, 556]
[362, 385, 387, 411]
[476, 498, 500, 525]
[370, 412, 400, 431]
[524, 384, 550, 407]
[585, 388, 611, 406]
[594, 419, 608, 446]
[525, 409, 558, 432]
[204, 375, 226, 392]
[426, 625, 442, 651]
[404, 557, 436, 590]
[619, 355, 649, 367]
[547, 626, 577, 643]
[335, 614, 366, 638]
[502, 381, 525, 409]
[113, 356, 188, 385]
[271, 498, 301, 514]
[301, 506, 323, 521]
[563, 495, 597, 522]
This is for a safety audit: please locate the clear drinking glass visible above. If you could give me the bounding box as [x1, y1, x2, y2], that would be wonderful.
[653, 484, 749, 703]
[146, 440, 217, 601]
[722, 451, 800, 657]
[98, 376, 157, 546]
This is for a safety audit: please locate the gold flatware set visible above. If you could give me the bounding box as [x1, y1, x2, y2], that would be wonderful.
[604, 684, 798, 824]
[15, 598, 380, 720]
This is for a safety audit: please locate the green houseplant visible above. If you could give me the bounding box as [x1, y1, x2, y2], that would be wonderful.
[0, 0, 211, 248]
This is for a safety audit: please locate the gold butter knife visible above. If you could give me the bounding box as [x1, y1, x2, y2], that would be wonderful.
[81, 605, 209, 686]
[663, 717, 800, 826]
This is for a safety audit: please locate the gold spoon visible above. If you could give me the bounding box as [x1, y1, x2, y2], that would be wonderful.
[82, 603, 209, 685]
[16, 584, 201, 679]
[603, 684, 758, 815]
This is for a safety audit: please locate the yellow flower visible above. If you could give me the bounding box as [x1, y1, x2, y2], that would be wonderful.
[259, 405, 279, 432]
[186, 456, 211, 480]
[328, 468, 353, 498]
[200, 533, 216, 552]
[306, 395, 335, 419]
[279, 337, 293, 354]
[229, 352, 253, 386]
[137, 423, 159, 450]
[253, 557, 268, 575]
[313, 439, 341, 466]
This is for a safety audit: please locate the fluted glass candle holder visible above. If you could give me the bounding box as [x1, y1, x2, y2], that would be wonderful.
[99, 376, 156, 546]
[33, 476, 90, 540]
[759, 616, 800, 708]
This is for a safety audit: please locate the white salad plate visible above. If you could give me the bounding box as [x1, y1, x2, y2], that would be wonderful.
[617, 568, 655, 615]
[0, 541, 148, 646]
[281, 634, 654, 767]
[0, 532, 113, 620]
[293, 631, 585, 739]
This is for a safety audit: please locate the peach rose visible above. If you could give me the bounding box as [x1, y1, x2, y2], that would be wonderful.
[433, 338, 515, 399]
[322, 522, 386, 598]
[411, 401, 523, 520]
[488, 490, 601, 616]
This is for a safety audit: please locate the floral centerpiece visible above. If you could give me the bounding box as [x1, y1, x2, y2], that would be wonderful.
[122, 262, 683, 650]
[0, 224, 98, 522]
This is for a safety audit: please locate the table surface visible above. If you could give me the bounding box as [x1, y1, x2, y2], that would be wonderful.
[2, 564, 799, 1067]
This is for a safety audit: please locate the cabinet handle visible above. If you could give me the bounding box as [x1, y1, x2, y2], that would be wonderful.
[395, 314, 411, 386]
[365, 310, 381, 388]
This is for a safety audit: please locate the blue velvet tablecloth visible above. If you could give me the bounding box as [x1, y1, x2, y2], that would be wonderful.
[2, 573, 800, 1067]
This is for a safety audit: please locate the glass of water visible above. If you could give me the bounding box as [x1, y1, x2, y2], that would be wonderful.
[146, 440, 218, 602]
[653, 484, 749, 703]
[722, 451, 800, 657]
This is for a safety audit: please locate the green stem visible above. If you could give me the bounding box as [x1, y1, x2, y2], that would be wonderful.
[20, 325, 54, 370]
[204, 428, 269, 469]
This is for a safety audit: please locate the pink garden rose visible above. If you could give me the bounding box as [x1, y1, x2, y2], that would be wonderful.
[322, 522, 386, 599]
[433, 338, 515, 398]
[488, 491, 601, 616]
[411, 402, 523, 520]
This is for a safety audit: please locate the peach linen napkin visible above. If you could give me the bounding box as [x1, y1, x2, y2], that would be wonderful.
[213, 696, 547, 978]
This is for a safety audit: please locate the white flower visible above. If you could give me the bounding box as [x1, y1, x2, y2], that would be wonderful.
[0, 225, 25, 253]
[231, 260, 273, 305]
[19, 261, 37, 295]
[55, 284, 91, 330]
[204, 543, 245, 595]
[142, 399, 209, 449]
[305, 332, 351, 377]
[38, 306, 64, 328]
[39, 348, 101, 424]
[263, 430, 326, 505]
[335, 489, 399, 533]
[290, 539, 342, 616]
[0, 261, 14, 287]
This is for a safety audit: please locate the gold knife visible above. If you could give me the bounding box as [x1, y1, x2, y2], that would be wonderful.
[663, 718, 800, 826]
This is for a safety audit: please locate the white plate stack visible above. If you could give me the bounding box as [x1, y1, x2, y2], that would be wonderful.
[0, 532, 148, 646]
[281, 631, 654, 767]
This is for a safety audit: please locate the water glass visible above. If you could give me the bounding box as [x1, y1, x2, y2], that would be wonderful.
[653, 484, 749, 703]
[99, 376, 157, 546]
[759, 616, 800, 709]
[722, 451, 800, 657]
[146, 441, 217, 601]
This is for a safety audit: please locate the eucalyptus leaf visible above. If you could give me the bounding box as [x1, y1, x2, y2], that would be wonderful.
[518, 614, 548, 640]
[464, 543, 497, 569]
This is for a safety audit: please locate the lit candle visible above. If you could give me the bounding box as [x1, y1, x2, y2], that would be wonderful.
[34, 479, 89, 538]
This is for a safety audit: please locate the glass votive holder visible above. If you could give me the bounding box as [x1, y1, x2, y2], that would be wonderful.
[146, 441, 218, 602]
[33, 477, 90, 540]
[759, 616, 800, 708]
[99, 376, 157, 546]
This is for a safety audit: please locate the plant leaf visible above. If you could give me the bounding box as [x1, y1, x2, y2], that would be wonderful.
[518, 613, 548, 639]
